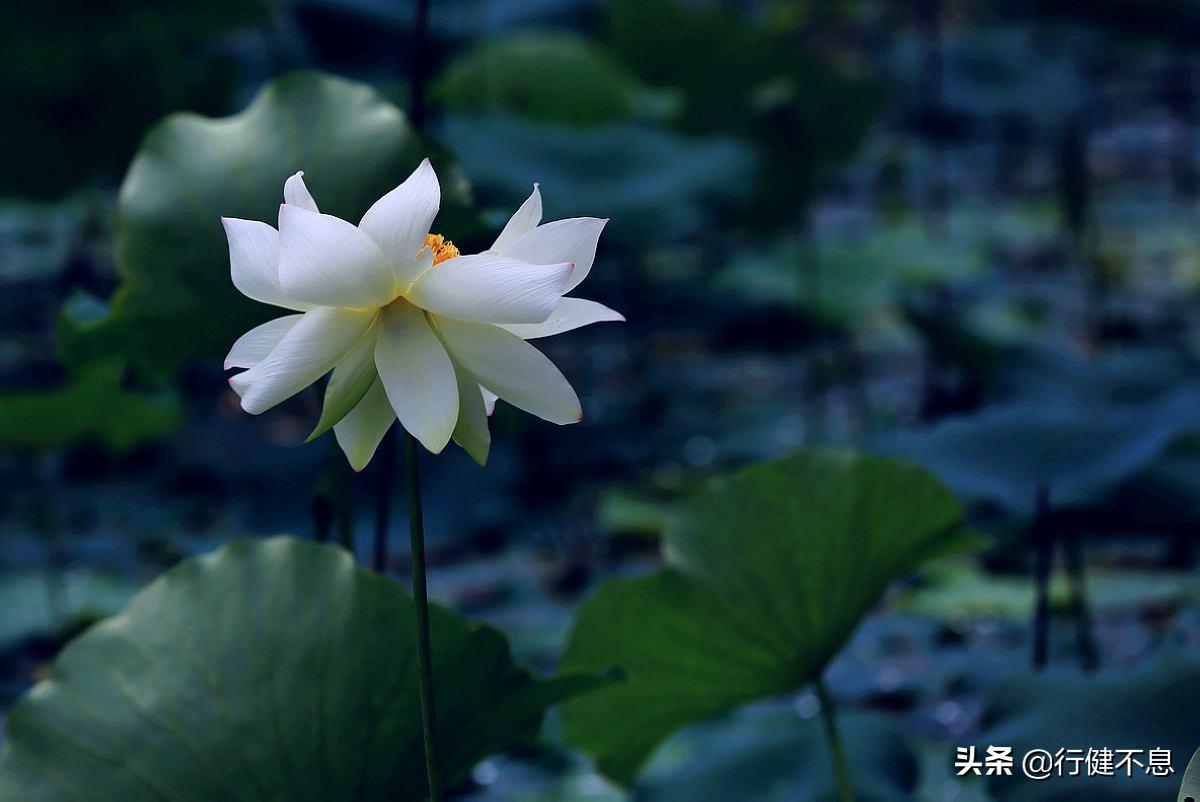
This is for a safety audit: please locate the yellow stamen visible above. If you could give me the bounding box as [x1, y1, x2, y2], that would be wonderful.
[421, 233, 460, 265]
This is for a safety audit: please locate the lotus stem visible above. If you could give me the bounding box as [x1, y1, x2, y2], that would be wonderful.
[815, 678, 853, 802]
[1031, 484, 1053, 670]
[405, 0, 440, 790]
[406, 432, 442, 800]
[406, 0, 440, 794]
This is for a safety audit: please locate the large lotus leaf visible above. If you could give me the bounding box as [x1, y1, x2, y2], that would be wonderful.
[638, 704, 918, 802]
[440, 113, 752, 243]
[0, 0, 273, 199]
[559, 449, 976, 785]
[876, 386, 1200, 518]
[0, 363, 180, 454]
[60, 71, 474, 376]
[980, 654, 1200, 800]
[0, 537, 598, 801]
[434, 33, 657, 127]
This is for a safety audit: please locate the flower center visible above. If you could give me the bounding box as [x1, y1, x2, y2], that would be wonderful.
[420, 233, 460, 265]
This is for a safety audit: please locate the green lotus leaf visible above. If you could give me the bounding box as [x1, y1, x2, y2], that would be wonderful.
[877, 386, 1200, 518]
[0, 537, 599, 801]
[60, 70, 476, 376]
[559, 449, 977, 785]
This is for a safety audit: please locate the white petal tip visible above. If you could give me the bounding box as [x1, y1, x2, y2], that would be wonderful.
[236, 390, 268, 414]
[229, 377, 261, 413]
[292, 170, 304, 177]
[558, 408, 584, 425]
[409, 428, 453, 456]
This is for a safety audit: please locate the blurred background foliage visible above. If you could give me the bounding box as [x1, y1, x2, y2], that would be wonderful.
[3, 0, 1200, 799]
[0, 0, 278, 199]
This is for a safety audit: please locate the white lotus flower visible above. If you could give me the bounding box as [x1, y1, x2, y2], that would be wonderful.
[223, 160, 622, 470]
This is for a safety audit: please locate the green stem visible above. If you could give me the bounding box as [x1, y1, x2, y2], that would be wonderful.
[406, 433, 442, 801]
[404, 0, 437, 791]
[815, 678, 853, 802]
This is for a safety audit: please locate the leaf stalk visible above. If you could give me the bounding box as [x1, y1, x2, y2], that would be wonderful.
[815, 678, 854, 802]
[407, 432, 442, 800]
